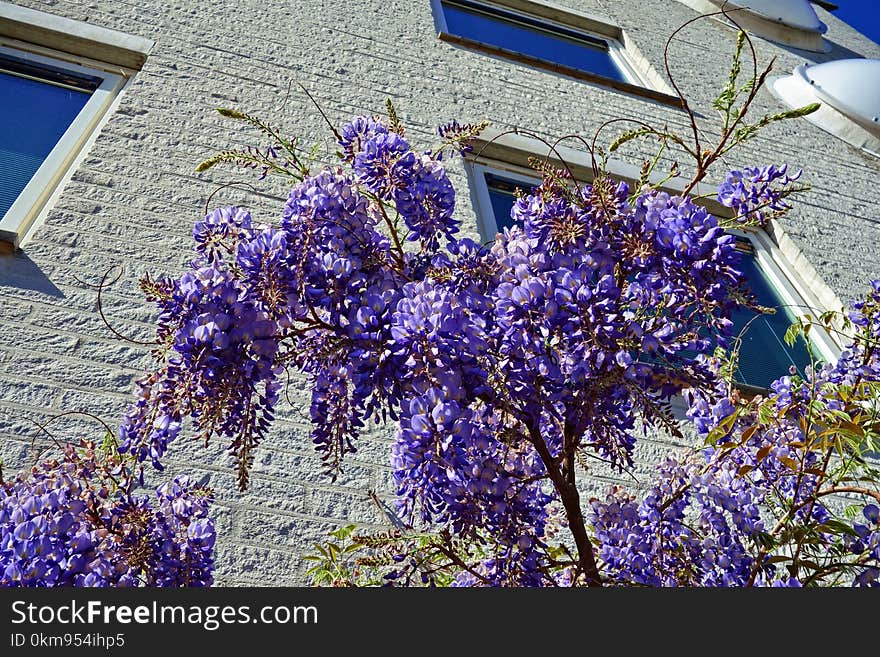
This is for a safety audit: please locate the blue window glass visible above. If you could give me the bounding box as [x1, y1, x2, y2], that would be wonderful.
[484, 173, 534, 233]
[440, 0, 626, 82]
[729, 243, 812, 390]
[481, 172, 811, 390]
[0, 54, 96, 221]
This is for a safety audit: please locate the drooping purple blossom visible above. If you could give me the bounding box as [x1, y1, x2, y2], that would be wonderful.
[338, 115, 389, 163]
[129, 109, 880, 587]
[0, 441, 214, 587]
[591, 279, 880, 587]
[717, 164, 802, 225]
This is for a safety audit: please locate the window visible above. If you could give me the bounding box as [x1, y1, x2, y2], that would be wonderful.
[467, 162, 836, 390]
[0, 2, 153, 252]
[0, 46, 124, 251]
[439, 0, 627, 81]
[432, 0, 678, 105]
[480, 171, 532, 234]
[728, 236, 813, 390]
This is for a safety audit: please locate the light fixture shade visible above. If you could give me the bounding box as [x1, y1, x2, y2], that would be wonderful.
[720, 0, 825, 34]
[675, 0, 828, 52]
[798, 59, 880, 134]
[770, 59, 880, 157]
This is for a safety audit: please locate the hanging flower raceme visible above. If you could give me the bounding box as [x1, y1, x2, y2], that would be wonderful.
[717, 164, 802, 226]
[123, 109, 761, 586]
[590, 279, 880, 587]
[0, 440, 214, 587]
[119, 264, 280, 486]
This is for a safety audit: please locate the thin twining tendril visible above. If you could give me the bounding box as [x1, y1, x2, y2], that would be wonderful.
[17, 409, 117, 467]
[74, 266, 157, 346]
[203, 180, 260, 216]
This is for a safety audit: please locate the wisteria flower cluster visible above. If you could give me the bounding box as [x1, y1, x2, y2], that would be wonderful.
[119, 103, 756, 586]
[0, 440, 215, 587]
[717, 164, 803, 226]
[590, 279, 880, 587]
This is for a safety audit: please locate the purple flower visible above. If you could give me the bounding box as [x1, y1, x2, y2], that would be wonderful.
[717, 164, 802, 226]
[130, 109, 880, 587]
[338, 115, 389, 162]
[0, 443, 215, 587]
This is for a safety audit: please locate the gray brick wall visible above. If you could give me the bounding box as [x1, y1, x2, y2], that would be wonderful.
[1, 0, 878, 585]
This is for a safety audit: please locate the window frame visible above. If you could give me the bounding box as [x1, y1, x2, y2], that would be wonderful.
[0, 1, 153, 253]
[466, 161, 537, 240]
[464, 158, 840, 381]
[0, 43, 125, 250]
[430, 0, 682, 107]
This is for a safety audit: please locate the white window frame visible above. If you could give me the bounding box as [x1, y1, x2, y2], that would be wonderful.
[430, 0, 664, 93]
[0, 43, 125, 249]
[606, 39, 648, 88]
[465, 158, 840, 370]
[466, 161, 538, 240]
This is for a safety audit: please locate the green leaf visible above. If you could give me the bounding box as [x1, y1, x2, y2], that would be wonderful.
[843, 504, 863, 520]
[778, 456, 800, 472]
[836, 419, 866, 438]
[819, 310, 837, 326]
[331, 524, 357, 540]
[816, 519, 858, 537]
[765, 555, 791, 564]
[783, 323, 800, 347]
[758, 403, 775, 425]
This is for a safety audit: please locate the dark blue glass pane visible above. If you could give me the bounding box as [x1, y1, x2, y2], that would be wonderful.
[442, 2, 625, 82]
[0, 71, 91, 220]
[485, 174, 535, 234]
[731, 252, 813, 389]
[487, 189, 516, 232]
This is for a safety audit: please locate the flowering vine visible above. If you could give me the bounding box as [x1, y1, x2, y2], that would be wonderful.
[1, 439, 215, 587]
[91, 19, 880, 587]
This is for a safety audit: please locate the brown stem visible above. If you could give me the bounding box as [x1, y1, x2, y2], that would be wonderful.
[816, 486, 880, 506]
[525, 419, 602, 586]
[377, 201, 407, 270]
[679, 58, 775, 199]
[745, 481, 880, 587]
[433, 536, 494, 587]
